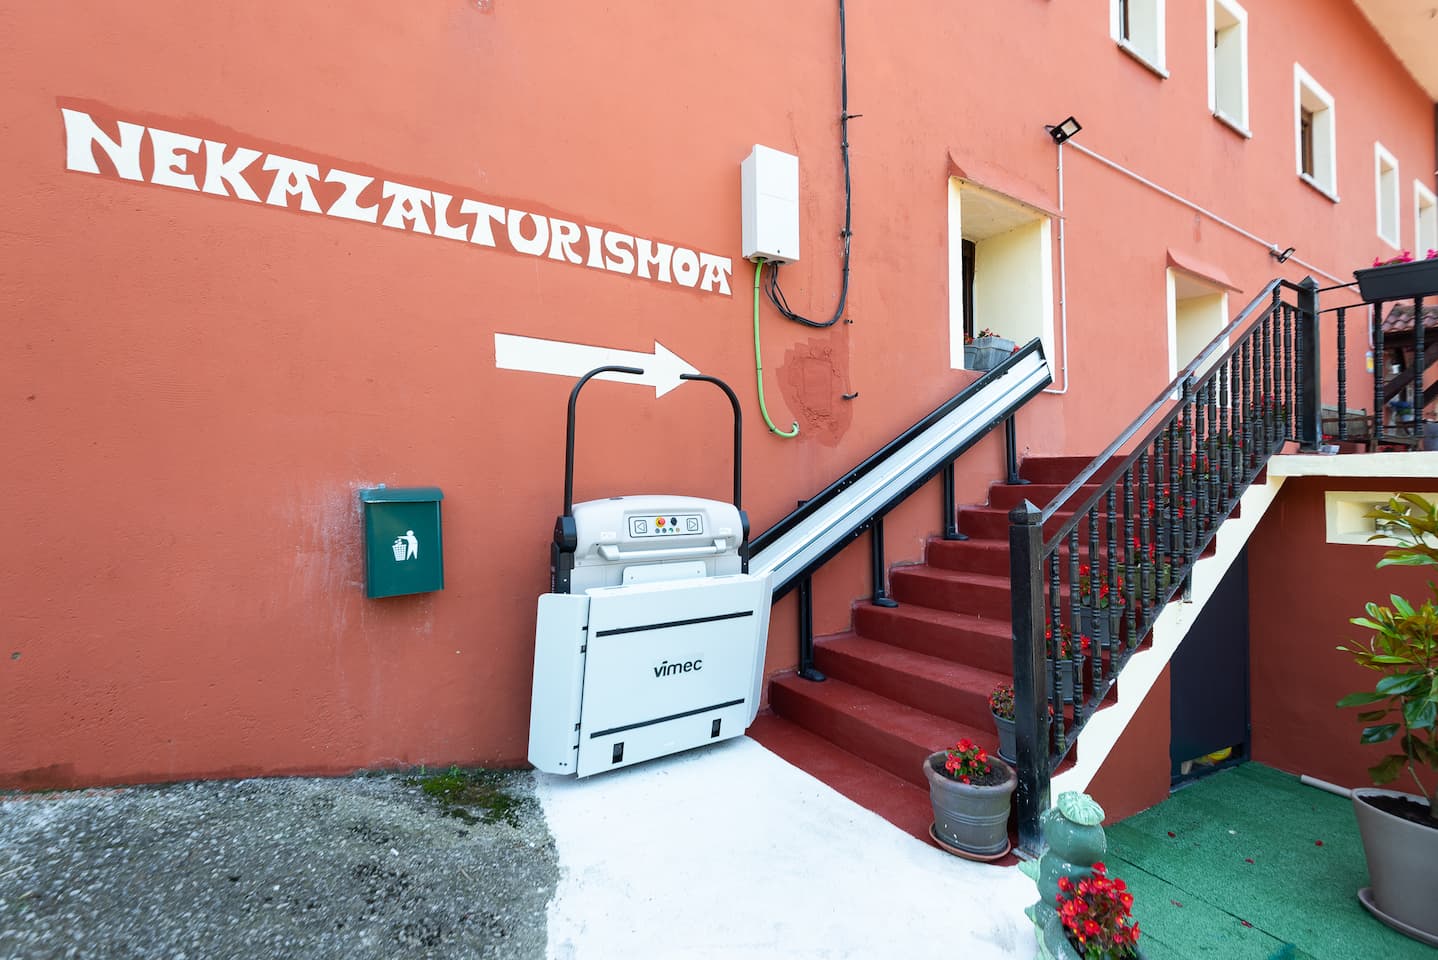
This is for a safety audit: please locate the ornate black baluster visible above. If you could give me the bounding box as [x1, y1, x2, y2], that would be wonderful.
[1180, 377, 1196, 570]
[1105, 489, 1120, 663]
[1280, 302, 1291, 437]
[1263, 298, 1275, 450]
[1374, 302, 1386, 447]
[1045, 552, 1063, 757]
[1123, 468, 1137, 656]
[1168, 418, 1181, 593]
[1219, 360, 1232, 505]
[1150, 436, 1161, 600]
[1069, 520, 1081, 730]
[1207, 375, 1220, 522]
[1138, 451, 1152, 617]
[1414, 295, 1426, 443]
[1196, 380, 1210, 536]
[1336, 306, 1348, 441]
[1241, 335, 1254, 473]
[1287, 302, 1299, 440]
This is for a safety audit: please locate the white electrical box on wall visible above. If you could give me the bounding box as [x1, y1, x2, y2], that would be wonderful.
[741, 145, 800, 264]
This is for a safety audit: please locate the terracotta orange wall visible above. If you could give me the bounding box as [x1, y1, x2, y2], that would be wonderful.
[1, 2, 1432, 788]
[1085, 667, 1173, 823]
[1249, 477, 1438, 796]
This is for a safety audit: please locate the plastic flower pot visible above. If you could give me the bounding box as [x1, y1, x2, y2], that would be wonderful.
[1045, 656, 1086, 703]
[992, 711, 1016, 765]
[924, 752, 1016, 859]
[1352, 788, 1438, 946]
[1353, 259, 1438, 302]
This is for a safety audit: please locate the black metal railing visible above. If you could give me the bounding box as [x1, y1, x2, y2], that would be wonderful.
[1320, 293, 1434, 449]
[1006, 278, 1320, 850]
[750, 340, 1051, 680]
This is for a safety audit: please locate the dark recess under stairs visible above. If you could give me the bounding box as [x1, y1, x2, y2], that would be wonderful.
[748, 455, 1134, 847]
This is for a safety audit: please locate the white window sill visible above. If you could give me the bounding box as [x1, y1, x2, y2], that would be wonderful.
[1299, 172, 1339, 204]
[1213, 111, 1251, 139]
[1115, 39, 1169, 78]
[1377, 232, 1400, 250]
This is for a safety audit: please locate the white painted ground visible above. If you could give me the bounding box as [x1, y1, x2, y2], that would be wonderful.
[537, 737, 1037, 960]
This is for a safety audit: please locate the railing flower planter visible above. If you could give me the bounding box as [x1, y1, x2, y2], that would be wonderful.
[1354, 255, 1438, 303]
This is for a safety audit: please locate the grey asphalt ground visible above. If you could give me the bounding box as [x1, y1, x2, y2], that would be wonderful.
[0, 771, 557, 960]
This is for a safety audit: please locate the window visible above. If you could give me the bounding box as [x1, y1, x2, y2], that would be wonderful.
[1208, 0, 1249, 134]
[1374, 144, 1399, 248]
[1113, 0, 1166, 75]
[948, 179, 1054, 371]
[1294, 65, 1337, 199]
[1168, 269, 1228, 381]
[1417, 182, 1437, 255]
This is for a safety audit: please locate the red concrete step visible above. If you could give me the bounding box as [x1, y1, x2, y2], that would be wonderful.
[853, 602, 1013, 674]
[1019, 456, 1123, 486]
[927, 535, 1102, 577]
[813, 633, 1010, 730]
[957, 505, 1081, 540]
[889, 566, 1011, 619]
[767, 672, 996, 789]
[985, 482, 1106, 512]
[747, 711, 935, 845]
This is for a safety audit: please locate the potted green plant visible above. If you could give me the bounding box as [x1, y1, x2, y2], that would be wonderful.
[1335, 493, 1438, 945]
[1354, 250, 1438, 303]
[964, 327, 1017, 371]
[990, 682, 1015, 764]
[923, 737, 1015, 860]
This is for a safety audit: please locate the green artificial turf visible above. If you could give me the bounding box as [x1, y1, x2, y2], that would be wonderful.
[1105, 764, 1432, 960]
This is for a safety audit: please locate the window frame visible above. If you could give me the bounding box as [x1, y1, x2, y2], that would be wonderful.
[1112, 0, 1167, 77]
[1207, 0, 1250, 136]
[1293, 64, 1338, 202]
[1416, 181, 1437, 256]
[1374, 143, 1400, 249]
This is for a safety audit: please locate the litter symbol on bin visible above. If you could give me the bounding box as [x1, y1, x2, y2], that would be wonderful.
[391, 530, 419, 562]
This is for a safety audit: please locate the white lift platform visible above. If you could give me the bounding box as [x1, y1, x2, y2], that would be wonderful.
[528, 368, 772, 777]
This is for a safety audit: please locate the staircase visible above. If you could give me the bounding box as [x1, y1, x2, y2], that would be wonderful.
[749, 277, 1335, 850]
[749, 455, 1113, 846]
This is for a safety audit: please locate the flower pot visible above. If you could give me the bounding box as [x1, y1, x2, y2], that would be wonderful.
[1351, 788, 1438, 946]
[992, 711, 1016, 765]
[1354, 258, 1438, 302]
[923, 752, 1016, 859]
[1045, 656, 1086, 704]
[964, 336, 1016, 371]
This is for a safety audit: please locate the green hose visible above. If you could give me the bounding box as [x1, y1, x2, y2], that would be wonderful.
[753, 259, 800, 438]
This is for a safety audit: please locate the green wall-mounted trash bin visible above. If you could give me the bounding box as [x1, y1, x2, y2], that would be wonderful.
[360, 486, 444, 599]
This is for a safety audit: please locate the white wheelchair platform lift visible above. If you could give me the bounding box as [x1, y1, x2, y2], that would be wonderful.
[528, 366, 772, 777]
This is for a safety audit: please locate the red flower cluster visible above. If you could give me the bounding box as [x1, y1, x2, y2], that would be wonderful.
[1044, 621, 1091, 660]
[1056, 862, 1140, 959]
[941, 737, 992, 785]
[1371, 249, 1438, 267]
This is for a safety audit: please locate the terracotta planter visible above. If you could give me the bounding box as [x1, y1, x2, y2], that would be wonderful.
[1353, 258, 1438, 302]
[1352, 788, 1438, 946]
[924, 752, 1016, 859]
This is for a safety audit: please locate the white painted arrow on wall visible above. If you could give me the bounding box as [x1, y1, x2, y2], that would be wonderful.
[493, 333, 700, 397]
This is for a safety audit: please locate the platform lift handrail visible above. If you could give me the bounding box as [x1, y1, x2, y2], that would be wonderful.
[748, 339, 1052, 679]
[554, 366, 748, 593]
